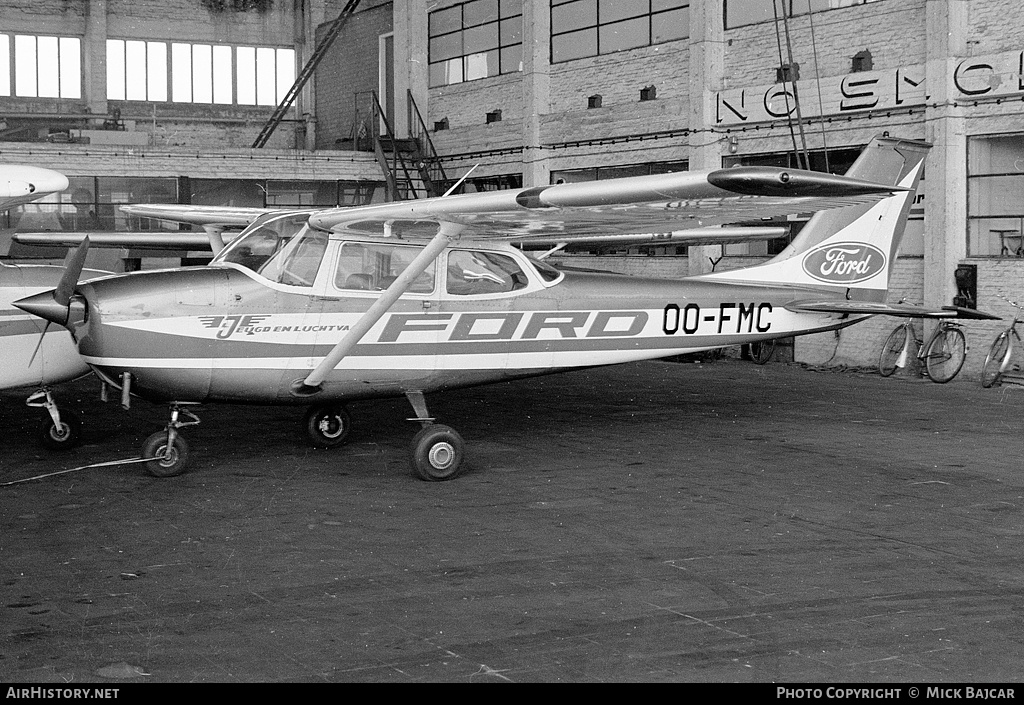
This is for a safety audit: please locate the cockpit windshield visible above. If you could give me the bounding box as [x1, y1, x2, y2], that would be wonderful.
[215, 213, 328, 287]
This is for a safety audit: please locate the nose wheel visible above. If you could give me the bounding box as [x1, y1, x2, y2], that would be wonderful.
[141, 404, 200, 478]
[26, 388, 81, 450]
[304, 404, 351, 447]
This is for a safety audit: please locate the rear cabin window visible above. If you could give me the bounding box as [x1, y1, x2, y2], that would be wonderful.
[334, 242, 435, 294]
[446, 250, 527, 295]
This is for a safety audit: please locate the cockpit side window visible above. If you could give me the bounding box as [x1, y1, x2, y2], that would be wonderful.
[334, 242, 435, 294]
[259, 228, 329, 287]
[446, 250, 527, 296]
[217, 214, 327, 288]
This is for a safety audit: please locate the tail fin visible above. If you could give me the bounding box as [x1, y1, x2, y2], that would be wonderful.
[702, 135, 929, 301]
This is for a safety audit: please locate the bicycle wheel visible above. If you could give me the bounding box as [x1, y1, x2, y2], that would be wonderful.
[923, 326, 966, 383]
[981, 331, 1011, 388]
[878, 325, 908, 377]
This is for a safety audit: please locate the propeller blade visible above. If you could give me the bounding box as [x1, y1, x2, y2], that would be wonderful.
[13, 236, 91, 327]
[54, 236, 91, 307]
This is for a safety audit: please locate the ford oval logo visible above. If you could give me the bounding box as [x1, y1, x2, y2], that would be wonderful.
[801, 242, 886, 284]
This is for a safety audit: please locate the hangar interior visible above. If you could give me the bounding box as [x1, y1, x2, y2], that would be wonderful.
[1, 0, 1023, 377]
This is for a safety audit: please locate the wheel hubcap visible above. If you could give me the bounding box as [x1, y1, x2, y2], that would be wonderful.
[428, 442, 455, 470]
[157, 445, 178, 467]
[319, 415, 344, 439]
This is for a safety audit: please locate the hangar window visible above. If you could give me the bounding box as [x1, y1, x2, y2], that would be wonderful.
[968, 134, 1024, 258]
[2, 176, 178, 238]
[551, 0, 689, 64]
[550, 160, 688, 184]
[0, 34, 81, 99]
[105, 40, 294, 106]
[428, 0, 523, 87]
[724, 0, 885, 30]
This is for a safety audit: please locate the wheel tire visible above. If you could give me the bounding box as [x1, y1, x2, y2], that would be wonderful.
[410, 424, 465, 482]
[924, 327, 966, 384]
[40, 409, 81, 450]
[304, 404, 351, 448]
[878, 326, 907, 377]
[981, 332, 1010, 388]
[750, 339, 775, 365]
[141, 431, 190, 478]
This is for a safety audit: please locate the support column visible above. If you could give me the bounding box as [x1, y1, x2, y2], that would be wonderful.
[687, 0, 725, 275]
[393, 0, 427, 139]
[923, 0, 969, 311]
[522, 0, 550, 188]
[83, 0, 108, 122]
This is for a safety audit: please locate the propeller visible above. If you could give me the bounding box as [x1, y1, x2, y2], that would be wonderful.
[14, 236, 91, 327]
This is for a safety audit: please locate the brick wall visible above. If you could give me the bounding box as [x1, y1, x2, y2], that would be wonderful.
[968, 0, 1024, 54]
[722, 0, 926, 89]
[314, 2, 394, 150]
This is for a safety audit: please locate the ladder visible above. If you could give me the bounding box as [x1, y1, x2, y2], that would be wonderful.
[251, 0, 361, 149]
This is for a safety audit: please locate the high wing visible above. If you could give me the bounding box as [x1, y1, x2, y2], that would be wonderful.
[785, 300, 1002, 320]
[119, 203, 271, 227]
[13, 204, 279, 254]
[13, 231, 225, 250]
[307, 166, 905, 245]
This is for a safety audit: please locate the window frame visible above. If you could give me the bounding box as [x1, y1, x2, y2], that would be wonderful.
[967, 133, 1024, 258]
[0, 33, 82, 99]
[724, 0, 885, 31]
[428, 0, 523, 88]
[550, 0, 690, 64]
[106, 39, 294, 106]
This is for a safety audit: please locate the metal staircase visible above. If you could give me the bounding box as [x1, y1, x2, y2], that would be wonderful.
[369, 91, 451, 201]
[252, 0, 361, 149]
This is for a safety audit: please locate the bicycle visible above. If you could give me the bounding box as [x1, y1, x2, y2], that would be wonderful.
[877, 302, 967, 383]
[981, 296, 1024, 388]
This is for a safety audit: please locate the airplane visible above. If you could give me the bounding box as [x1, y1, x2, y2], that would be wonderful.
[0, 165, 109, 447]
[2, 171, 276, 447]
[15, 135, 999, 479]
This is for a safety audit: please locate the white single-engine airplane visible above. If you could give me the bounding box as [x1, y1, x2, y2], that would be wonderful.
[0, 165, 114, 447]
[3, 171, 274, 446]
[15, 136, 997, 479]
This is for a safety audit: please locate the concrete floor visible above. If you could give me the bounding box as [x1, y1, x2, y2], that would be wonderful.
[1, 359, 1023, 683]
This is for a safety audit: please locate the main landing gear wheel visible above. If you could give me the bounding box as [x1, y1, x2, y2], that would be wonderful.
[749, 339, 776, 365]
[304, 404, 351, 447]
[40, 409, 81, 450]
[141, 431, 190, 478]
[410, 424, 466, 482]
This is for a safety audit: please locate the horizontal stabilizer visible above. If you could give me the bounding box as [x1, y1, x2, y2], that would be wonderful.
[785, 299, 1002, 320]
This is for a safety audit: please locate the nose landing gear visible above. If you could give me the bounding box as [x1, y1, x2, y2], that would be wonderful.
[26, 388, 81, 450]
[141, 404, 200, 477]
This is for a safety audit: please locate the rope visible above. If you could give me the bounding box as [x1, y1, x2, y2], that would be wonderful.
[1, 456, 153, 487]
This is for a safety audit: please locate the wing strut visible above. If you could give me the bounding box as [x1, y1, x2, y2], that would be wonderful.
[291, 221, 463, 397]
